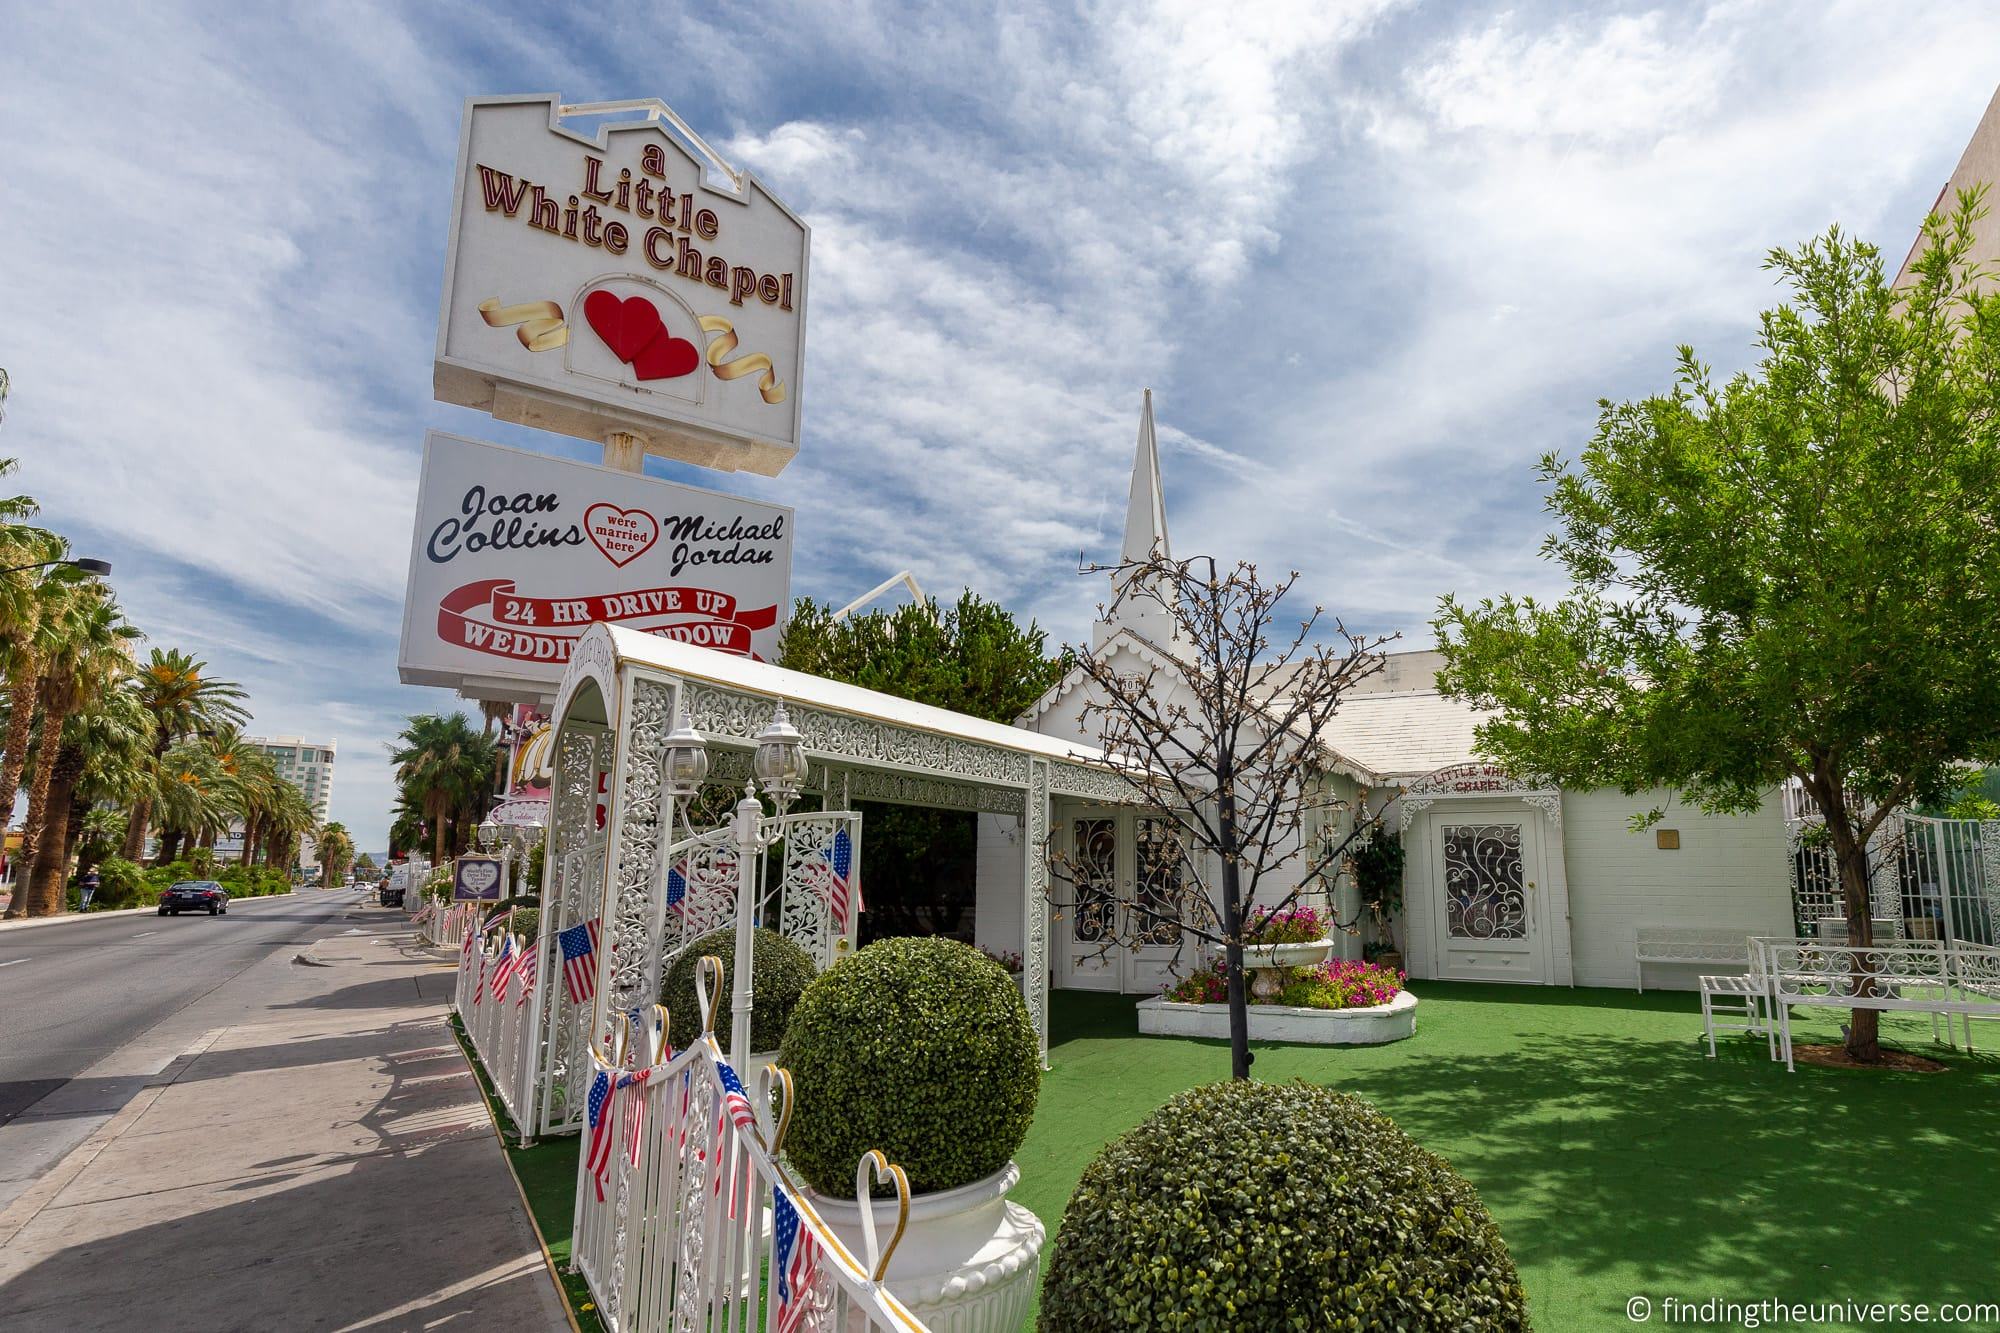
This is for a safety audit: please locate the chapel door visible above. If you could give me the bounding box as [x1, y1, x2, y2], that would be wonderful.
[1429, 814, 1551, 983]
[1123, 816, 1188, 994]
[1060, 812, 1125, 991]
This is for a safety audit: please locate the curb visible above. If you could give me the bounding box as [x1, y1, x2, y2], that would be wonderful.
[0, 889, 310, 934]
[451, 1018, 586, 1333]
[0, 1025, 229, 1248]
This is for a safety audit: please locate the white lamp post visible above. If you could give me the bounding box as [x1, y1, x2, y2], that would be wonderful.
[725, 701, 809, 1068]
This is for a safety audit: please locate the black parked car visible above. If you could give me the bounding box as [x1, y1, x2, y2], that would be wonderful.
[159, 881, 230, 916]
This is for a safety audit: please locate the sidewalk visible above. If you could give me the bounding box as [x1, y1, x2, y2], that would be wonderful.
[0, 911, 567, 1331]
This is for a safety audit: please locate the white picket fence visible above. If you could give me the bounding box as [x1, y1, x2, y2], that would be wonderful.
[422, 899, 482, 951]
[573, 961, 928, 1333]
[451, 914, 548, 1141]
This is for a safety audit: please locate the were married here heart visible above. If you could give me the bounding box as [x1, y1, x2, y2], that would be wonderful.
[584, 502, 659, 567]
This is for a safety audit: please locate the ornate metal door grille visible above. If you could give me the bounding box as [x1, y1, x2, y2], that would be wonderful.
[1442, 823, 1528, 941]
[1071, 817, 1116, 943]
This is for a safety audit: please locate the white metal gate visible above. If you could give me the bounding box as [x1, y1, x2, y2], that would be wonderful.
[1904, 816, 2000, 945]
[657, 812, 864, 976]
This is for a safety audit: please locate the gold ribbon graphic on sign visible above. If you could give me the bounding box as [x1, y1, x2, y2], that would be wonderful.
[699, 316, 787, 404]
[479, 298, 569, 351]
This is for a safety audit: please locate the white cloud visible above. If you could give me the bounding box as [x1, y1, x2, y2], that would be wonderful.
[7, 0, 1998, 847]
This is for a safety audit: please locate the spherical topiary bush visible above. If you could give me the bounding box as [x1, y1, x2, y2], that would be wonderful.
[662, 927, 817, 1054]
[1039, 1080, 1528, 1332]
[779, 936, 1040, 1198]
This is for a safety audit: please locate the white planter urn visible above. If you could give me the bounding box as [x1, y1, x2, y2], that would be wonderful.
[1239, 937, 1335, 1001]
[810, 1160, 1043, 1333]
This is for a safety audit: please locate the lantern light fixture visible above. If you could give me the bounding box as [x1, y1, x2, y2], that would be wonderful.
[752, 700, 807, 806]
[661, 710, 711, 799]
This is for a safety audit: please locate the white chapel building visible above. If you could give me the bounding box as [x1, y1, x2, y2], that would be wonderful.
[973, 395, 1795, 994]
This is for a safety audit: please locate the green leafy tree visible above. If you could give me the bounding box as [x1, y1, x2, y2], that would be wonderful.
[1434, 198, 2000, 1063]
[778, 591, 1071, 939]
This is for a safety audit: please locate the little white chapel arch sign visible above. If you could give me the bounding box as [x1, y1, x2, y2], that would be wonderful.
[1398, 763, 1562, 831]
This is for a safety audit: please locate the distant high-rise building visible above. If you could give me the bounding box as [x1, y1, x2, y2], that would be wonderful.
[247, 736, 338, 822]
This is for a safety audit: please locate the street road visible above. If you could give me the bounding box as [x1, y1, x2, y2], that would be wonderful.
[0, 889, 377, 1207]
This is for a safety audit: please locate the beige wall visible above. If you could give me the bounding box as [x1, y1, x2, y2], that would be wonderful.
[1558, 789, 1792, 990]
[1894, 85, 2000, 289]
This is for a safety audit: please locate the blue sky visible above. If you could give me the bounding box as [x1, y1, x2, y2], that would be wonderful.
[3, 1, 1996, 850]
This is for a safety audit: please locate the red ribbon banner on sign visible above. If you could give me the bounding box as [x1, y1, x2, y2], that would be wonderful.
[438, 579, 778, 664]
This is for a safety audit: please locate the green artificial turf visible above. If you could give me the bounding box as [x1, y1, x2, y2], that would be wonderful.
[1016, 986, 2000, 1331]
[477, 991, 2000, 1332]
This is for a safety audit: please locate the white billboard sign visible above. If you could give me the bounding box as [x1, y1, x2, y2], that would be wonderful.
[398, 431, 793, 694]
[435, 95, 809, 476]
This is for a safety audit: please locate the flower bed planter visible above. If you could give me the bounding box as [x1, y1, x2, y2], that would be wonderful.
[809, 1161, 1043, 1332]
[1240, 937, 1336, 1000]
[1136, 989, 1418, 1045]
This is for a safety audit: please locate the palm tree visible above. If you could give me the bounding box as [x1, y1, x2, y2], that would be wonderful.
[261, 778, 315, 873]
[201, 727, 274, 857]
[63, 687, 152, 880]
[390, 713, 499, 866]
[225, 744, 282, 868]
[316, 820, 354, 886]
[122, 648, 249, 861]
[18, 584, 139, 915]
[0, 517, 63, 861]
[151, 739, 230, 867]
[387, 789, 427, 860]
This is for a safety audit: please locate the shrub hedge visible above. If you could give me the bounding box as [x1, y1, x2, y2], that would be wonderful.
[661, 927, 817, 1054]
[82, 858, 293, 910]
[779, 936, 1040, 1198]
[1039, 1080, 1529, 1332]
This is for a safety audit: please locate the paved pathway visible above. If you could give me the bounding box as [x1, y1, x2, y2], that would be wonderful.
[0, 903, 567, 1331]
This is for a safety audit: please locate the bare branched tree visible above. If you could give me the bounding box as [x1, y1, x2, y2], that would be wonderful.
[1048, 551, 1396, 1079]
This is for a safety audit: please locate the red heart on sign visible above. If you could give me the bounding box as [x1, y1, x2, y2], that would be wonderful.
[584, 503, 659, 568]
[632, 329, 700, 381]
[583, 290, 666, 364]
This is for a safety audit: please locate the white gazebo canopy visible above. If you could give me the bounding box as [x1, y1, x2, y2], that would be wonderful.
[542, 623, 1138, 1086]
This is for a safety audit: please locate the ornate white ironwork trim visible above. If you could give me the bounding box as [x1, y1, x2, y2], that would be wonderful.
[843, 767, 1022, 814]
[1397, 787, 1562, 832]
[680, 679, 1038, 788]
[1025, 759, 1051, 1067]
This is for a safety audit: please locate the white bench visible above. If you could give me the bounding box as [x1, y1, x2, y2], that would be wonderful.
[1753, 938, 2000, 1070]
[1635, 927, 1753, 993]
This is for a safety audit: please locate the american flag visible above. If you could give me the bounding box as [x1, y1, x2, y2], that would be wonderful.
[471, 946, 487, 1006]
[772, 1181, 822, 1333]
[489, 936, 519, 1002]
[666, 860, 687, 917]
[820, 827, 860, 934]
[559, 919, 601, 1004]
[515, 943, 538, 1008]
[717, 1060, 758, 1135]
[584, 1070, 615, 1201]
[617, 1069, 651, 1167]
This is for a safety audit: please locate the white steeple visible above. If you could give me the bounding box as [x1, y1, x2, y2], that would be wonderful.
[1093, 390, 1179, 651]
[1121, 388, 1170, 565]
